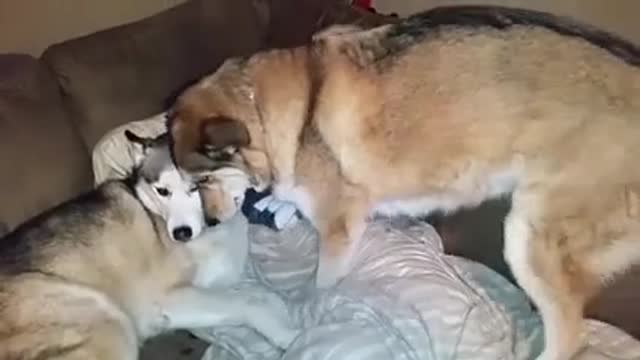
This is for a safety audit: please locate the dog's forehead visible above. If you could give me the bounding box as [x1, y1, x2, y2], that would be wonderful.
[138, 146, 171, 182]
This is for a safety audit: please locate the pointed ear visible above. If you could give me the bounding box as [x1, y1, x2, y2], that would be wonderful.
[201, 116, 250, 152]
[124, 130, 153, 167]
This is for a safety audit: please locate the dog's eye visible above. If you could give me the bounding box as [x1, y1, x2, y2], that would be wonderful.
[189, 185, 199, 193]
[197, 176, 213, 185]
[155, 187, 171, 197]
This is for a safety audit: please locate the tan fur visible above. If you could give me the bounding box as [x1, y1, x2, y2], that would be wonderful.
[169, 16, 640, 360]
[0, 181, 295, 359]
[0, 182, 174, 359]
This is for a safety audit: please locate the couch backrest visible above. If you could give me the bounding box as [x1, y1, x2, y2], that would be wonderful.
[41, 0, 270, 151]
[266, 0, 397, 48]
[0, 54, 93, 229]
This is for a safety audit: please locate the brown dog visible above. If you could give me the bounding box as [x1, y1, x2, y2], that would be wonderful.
[168, 6, 640, 360]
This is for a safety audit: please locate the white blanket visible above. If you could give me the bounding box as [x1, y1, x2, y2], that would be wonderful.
[194, 217, 640, 360]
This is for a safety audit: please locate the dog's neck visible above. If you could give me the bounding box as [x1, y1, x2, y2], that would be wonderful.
[246, 46, 317, 187]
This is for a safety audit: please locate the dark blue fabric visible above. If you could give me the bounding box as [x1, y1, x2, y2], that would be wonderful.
[241, 188, 279, 230]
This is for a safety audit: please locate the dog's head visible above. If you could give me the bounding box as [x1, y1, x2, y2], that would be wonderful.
[167, 57, 273, 222]
[126, 130, 217, 242]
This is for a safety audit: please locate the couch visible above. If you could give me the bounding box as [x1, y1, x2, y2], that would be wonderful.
[0, 0, 638, 352]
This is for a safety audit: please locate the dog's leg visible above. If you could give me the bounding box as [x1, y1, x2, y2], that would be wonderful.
[315, 213, 361, 288]
[315, 189, 369, 288]
[504, 191, 598, 360]
[158, 286, 297, 348]
[49, 324, 137, 360]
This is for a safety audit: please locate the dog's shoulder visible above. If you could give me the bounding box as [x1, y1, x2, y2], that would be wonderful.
[0, 180, 138, 275]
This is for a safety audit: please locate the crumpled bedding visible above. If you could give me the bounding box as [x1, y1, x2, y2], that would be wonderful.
[195, 217, 640, 360]
[91, 116, 640, 360]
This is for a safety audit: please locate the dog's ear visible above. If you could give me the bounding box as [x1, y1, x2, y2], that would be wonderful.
[125, 129, 153, 147]
[125, 130, 154, 167]
[201, 116, 250, 152]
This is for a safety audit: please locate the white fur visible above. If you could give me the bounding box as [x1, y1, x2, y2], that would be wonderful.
[373, 167, 519, 217]
[587, 236, 640, 281]
[504, 195, 585, 360]
[130, 196, 297, 347]
[136, 164, 206, 241]
[128, 138, 297, 347]
[296, 166, 516, 288]
[504, 208, 562, 360]
[153, 214, 296, 348]
[186, 213, 248, 288]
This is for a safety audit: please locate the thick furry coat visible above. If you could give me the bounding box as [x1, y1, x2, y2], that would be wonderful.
[0, 179, 295, 359]
[168, 6, 640, 360]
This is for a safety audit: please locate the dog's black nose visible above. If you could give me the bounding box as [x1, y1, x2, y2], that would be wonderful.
[172, 226, 193, 242]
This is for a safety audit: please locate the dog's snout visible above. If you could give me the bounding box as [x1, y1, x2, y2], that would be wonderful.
[172, 226, 193, 242]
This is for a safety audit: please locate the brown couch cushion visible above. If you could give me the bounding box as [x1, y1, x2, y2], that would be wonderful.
[0, 54, 92, 230]
[41, 0, 269, 150]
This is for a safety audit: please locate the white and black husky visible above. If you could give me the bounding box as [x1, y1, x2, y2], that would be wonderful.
[0, 130, 297, 360]
[125, 130, 250, 242]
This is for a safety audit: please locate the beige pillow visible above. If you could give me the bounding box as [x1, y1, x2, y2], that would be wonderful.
[91, 112, 167, 185]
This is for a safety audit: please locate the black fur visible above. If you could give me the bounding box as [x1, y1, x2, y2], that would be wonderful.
[384, 5, 640, 66]
[0, 181, 133, 275]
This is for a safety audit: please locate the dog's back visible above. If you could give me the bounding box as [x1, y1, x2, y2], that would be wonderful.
[0, 180, 166, 360]
[164, 6, 640, 359]
[313, 5, 640, 199]
[312, 7, 640, 359]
